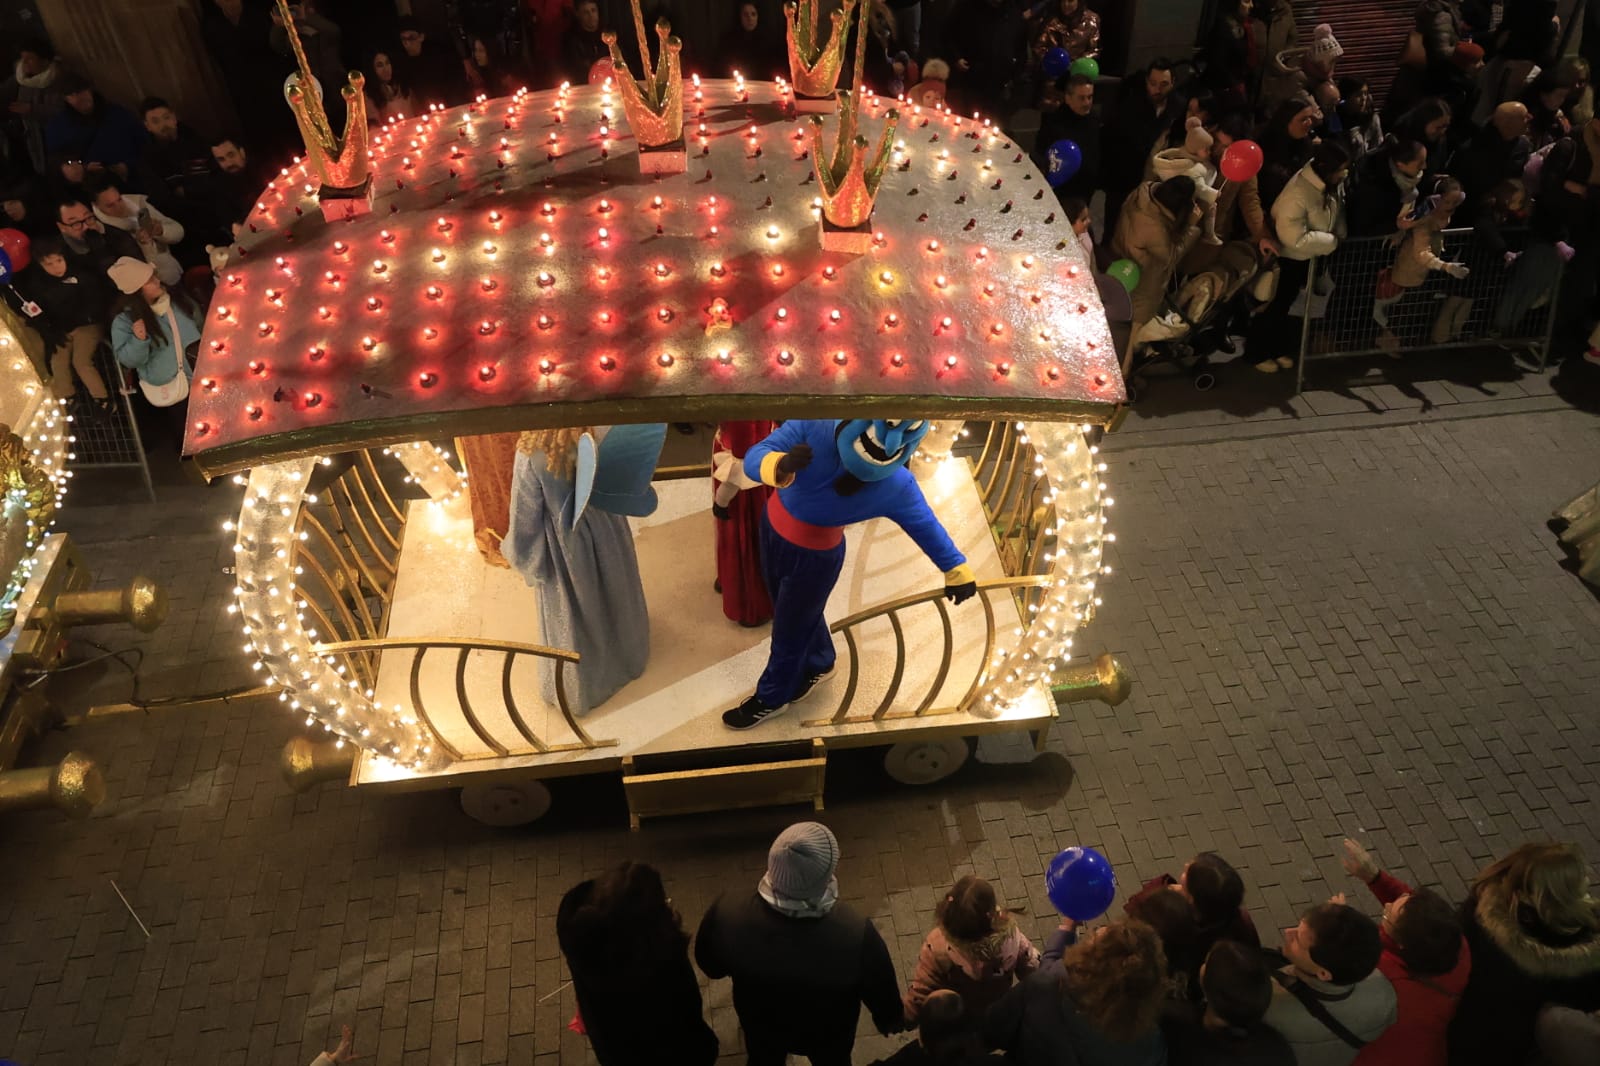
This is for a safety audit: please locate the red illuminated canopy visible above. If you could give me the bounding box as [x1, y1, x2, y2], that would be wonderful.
[185, 79, 1124, 475]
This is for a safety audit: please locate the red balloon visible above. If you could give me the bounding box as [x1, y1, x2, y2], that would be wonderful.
[0, 229, 30, 273]
[1219, 139, 1264, 183]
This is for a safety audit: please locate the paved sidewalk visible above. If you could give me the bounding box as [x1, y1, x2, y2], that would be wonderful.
[1, 402, 1599, 1064]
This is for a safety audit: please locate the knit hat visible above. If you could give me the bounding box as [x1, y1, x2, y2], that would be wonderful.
[759, 822, 840, 917]
[1452, 42, 1485, 68]
[1184, 116, 1214, 160]
[1307, 24, 1343, 64]
[107, 256, 156, 294]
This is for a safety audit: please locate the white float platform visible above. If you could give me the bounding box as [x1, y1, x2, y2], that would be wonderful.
[354, 458, 1055, 788]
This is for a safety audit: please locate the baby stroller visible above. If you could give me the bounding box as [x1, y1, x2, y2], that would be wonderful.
[1123, 242, 1261, 400]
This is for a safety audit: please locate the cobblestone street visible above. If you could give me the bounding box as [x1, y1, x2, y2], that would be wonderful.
[2, 402, 1599, 1065]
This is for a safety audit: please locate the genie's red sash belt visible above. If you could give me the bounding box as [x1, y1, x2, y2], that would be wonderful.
[767, 493, 844, 550]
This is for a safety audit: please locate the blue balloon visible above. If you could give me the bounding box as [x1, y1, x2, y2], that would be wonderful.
[0, 249, 10, 284]
[1041, 47, 1072, 79]
[1045, 846, 1116, 921]
[1046, 139, 1082, 188]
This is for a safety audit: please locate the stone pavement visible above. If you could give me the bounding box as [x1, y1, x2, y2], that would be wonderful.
[2, 396, 1600, 1065]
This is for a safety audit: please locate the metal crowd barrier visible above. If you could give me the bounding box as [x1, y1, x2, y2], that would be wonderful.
[69, 346, 156, 502]
[1293, 227, 1560, 394]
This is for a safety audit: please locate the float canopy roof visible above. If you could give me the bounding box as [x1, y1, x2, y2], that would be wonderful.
[185, 80, 1124, 476]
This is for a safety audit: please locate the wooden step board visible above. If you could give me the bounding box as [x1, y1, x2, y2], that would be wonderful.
[621, 738, 826, 830]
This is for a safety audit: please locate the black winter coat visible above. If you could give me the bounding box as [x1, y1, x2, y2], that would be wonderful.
[18, 265, 109, 348]
[1446, 888, 1600, 1066]
[695, 891, 902, 1059]
[556, 881, 718, 1066]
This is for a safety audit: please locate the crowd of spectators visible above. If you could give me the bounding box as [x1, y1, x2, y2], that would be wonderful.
[546, 821, 1600, 1066]
[3, 0, 1599, 444]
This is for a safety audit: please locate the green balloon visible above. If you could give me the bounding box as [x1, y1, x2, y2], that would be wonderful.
[1107, 258, 1141, 292]
[1069, 57, 1100, 79]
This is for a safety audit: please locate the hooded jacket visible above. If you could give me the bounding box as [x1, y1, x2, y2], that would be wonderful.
[1272, 162, 1346, 260]
[1110, 181, 1203, 326]
[1353, 871, 1471, 1066]
[904, 916, 1041, 1023]
[1446, 884, 1600, 1066]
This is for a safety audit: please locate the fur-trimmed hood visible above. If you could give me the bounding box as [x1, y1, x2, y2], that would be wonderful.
[937, 915, 1033, 980]
[1472, 886, 1600, 981]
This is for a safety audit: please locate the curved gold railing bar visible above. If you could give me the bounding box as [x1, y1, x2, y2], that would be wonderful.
[803, 576, 1049, 727]
[311, 637, 615, 760]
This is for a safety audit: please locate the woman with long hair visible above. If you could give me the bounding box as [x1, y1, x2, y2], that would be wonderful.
[1447, 843, 1600, 1066]
[556, 862, 718, 1066]
[1249, 137, 1348, 373]
[984, 918, 1169, 1064]
[107, 255, 202, 449]
[366, 50, 416, 122]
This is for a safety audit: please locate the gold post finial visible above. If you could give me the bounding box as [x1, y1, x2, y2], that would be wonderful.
[785, 0, 857, 100]
[602, 1, 685, 150]
[810, 0, 898, 233]
[276, 0, 371, 197]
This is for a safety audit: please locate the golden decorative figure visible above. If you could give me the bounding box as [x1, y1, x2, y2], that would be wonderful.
[785, 0, 858, 101]
[602, 3, 684, 149]
[810, 0, 899, 235]
[275, 0, 371, 195]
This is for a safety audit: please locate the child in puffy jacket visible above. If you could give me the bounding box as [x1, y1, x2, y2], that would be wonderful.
[1374, 175, 1469, 352]
[903, 875, 1040, 1025]
[1151, 116, 1223, 245]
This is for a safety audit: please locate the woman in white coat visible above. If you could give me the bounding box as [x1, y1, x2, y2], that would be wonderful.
[1246, 138, 1349, 373]
[87, 174, 185, 287]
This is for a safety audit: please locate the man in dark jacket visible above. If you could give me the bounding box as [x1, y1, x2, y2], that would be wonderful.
[941, 0, 1025, 119]
[1450, 101, 1532, 206]
[561, 0, 610, 86]
[397, 16, 467, 108]
[17, 235, 115, 416]
[696, 822, 903, 1066]
[1101, 60, 1183, 232]
[44, 73, 146, 184]
[1033, 74, 1101, 205]
[53, 194, 141, 289]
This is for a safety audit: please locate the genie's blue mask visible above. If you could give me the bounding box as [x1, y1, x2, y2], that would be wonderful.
[835, 419, 931, 482]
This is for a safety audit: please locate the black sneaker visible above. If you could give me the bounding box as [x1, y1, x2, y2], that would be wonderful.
[791, 665, 837, 703]
[722, 694, 787, 730]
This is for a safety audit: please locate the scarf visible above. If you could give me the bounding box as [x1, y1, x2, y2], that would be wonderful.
[758, 873, 839, 919]
[150, 293, 172, 317]
[14, 60, 57, 90]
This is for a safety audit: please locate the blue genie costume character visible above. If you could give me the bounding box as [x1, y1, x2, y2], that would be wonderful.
[724, 419, 978, 729]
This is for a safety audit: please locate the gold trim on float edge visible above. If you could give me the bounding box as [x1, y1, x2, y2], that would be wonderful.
[187, 394, 1119, 478]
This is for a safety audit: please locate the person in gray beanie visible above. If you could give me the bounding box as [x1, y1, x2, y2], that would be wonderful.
[696, 821, 904, 1064]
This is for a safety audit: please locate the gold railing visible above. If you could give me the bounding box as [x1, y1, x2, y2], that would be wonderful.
[971, 422, 1055, 614]
[312, 638, 618, 761]
[802, 576, 1049, 727]
[292, 450, 409, 689]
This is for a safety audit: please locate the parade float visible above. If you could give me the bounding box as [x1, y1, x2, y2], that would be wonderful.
[194, 0, 1131, 827]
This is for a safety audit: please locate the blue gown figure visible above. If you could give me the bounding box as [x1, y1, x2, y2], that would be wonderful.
[723, 419, 979, 729]
[503, 424, 667, 717]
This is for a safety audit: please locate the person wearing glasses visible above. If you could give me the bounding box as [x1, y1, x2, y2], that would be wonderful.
[53, 193, 142, 295]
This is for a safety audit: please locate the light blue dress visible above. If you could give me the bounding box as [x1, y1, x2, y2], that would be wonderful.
[502, 446, 649, 717]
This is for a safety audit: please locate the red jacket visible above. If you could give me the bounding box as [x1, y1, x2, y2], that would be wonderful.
[1353, 871, 1472, 1066]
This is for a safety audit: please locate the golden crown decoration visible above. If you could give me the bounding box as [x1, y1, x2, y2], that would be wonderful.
[603, 0, 686, 170]
[810, 0, 899, 242]
[275, 0, 372, 216]
[785, 0, 857, 104]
